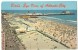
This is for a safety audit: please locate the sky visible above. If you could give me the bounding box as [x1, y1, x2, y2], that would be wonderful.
[1, 1, 77, 10]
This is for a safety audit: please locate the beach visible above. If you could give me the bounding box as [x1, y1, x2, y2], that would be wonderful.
[2, 13, 77, 50]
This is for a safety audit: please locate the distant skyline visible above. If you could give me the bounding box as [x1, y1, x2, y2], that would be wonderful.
[1, 1, 77, 10]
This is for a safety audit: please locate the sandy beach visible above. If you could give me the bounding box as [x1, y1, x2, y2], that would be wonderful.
[2, 13, 77, 50]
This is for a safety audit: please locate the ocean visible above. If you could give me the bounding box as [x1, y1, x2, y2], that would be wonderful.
[2, 10, 77, 27]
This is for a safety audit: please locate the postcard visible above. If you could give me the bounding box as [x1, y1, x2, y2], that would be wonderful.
[1, 1, 77, 50]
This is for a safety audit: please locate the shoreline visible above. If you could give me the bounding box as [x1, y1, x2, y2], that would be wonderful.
[38, 16, 77, 27]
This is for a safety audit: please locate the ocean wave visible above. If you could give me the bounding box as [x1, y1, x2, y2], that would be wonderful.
[66, 20, 77, 23]
[45, 17, 77, 23]
[39, 16, 77, 24]
[44, 16, 62, 20]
